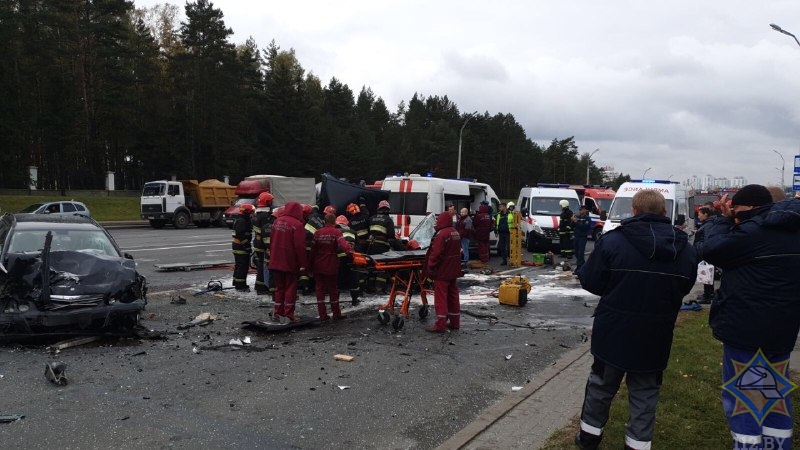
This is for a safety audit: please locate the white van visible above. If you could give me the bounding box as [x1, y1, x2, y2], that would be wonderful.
[381, 174, 500, 240]
[517, 184, 581, 252]
[601, 180, 688, 235]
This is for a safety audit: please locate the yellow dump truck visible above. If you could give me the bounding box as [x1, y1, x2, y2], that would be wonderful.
[140, 179, 237, 229]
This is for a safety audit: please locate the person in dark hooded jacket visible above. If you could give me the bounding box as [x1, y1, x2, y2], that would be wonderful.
[574, 190, 696, 450]
[268, 202, 308, 322]
[697, 184, 800, 450]
[424, 211, 464, 333]
[473, 203, 493, 264]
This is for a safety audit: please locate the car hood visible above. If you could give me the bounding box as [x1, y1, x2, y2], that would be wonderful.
[4, 250, 146, 304]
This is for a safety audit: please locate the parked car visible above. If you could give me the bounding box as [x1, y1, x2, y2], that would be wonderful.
[18, 200, 91, 218]
[0, 213, 146, 340]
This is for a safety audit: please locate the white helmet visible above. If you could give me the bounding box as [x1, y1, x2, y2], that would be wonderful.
[507, 201, 515, 208]
[559, 199, 569, 208]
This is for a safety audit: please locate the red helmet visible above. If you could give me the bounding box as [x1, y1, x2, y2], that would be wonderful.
[346, 203, 360, 215]
[257, 192, 274, 207]
[239, 203, 255, 215]
[406, 239, 420, 250]
[302, 204, 312, 218]
[324, 205, 337, 215]
[335, 215, 349, 226]
[378, 200, 390, 211]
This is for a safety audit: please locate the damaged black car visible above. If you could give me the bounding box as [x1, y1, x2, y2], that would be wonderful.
[0, 213, 147, 341]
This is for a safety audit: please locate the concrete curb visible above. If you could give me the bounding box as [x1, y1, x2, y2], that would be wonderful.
[437, 341, 592, 450]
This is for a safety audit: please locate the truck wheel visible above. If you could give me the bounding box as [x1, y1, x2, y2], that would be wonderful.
[149, 219, 165, 229]
[211, 211, 225, 227]
[173, 211, 190, 229]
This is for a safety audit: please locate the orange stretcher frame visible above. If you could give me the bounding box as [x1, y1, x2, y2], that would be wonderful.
[351, 252, 433, 330]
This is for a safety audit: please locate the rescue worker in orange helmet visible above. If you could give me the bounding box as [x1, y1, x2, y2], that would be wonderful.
[232, 203, 255, 292]
[334, 215, 361, 305]
[346, 203, 370, 252]
[253, 192, 275, 295]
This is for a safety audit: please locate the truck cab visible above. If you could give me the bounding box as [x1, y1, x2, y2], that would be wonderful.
[140, 179, 236, 229]
[517, 184, 581, 252]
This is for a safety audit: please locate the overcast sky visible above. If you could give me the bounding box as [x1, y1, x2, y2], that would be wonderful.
[135, 0, 800, 188]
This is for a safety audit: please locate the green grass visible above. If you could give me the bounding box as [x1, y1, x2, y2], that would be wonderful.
[0, 195, 141, 222]
[541, 310, 800, 449]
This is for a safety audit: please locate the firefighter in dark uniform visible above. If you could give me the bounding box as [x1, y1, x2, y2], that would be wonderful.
[346, 203, 370, 252]
[368, 200, 396, 293]
[558, 199, 575, 259]
[232, 203, 255, 292]
[335, 215, 362, 305]
[253, 192, 274, 295]
[299, 205, 323, 294]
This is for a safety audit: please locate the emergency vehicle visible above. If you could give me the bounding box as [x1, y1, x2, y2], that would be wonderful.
[687, 188, 737, 226]
[601, 180, 688, 235]
[517, 184, 581, 252]
[380, 174, 500, 242]
[570, 185, 616, 240]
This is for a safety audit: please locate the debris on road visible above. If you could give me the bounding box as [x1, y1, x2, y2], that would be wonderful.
[337, 385, 351, 390]
[170, 295, 187, 305]
[51, 336, 101, 351]
[0, 414, 24, 424]
[178, 312, 218, 330]
[505, 354, 513, 360]
[229, 338, 243, 346]
[511, 386, 523, 391]
[154, 260, 231, 272]
[334, 354, 354, 362]
[193, 279, 236, 296]
[44, 362, 67, 386]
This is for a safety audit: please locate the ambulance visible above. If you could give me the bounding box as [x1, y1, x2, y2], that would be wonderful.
[517, 184, 581, 252]
[601, 179, 688, 235]
[380, 174, 501, 241]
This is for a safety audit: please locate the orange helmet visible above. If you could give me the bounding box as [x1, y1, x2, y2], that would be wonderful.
[406, 239, 420, 250]
[257, 192, 274, 207]
[346, 203, 360, 215]
[335, 215, 349, 226]
[378, 200, 390, 211]
[239, 203, 255, 215]
[324, 205, 337, 215]
[302, 204, 312, 218]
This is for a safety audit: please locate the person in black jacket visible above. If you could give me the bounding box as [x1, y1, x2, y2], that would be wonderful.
[574, 190, 696, 450]
[231, 203, 255, 292]
[698, 184, 800, 450]
[558, 200, 575, 259]
[692, 206, 714, 303]
[571, 205, 593, 271]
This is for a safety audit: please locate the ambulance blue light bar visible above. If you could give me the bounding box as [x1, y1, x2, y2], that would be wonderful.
[630, 179, 675, 184]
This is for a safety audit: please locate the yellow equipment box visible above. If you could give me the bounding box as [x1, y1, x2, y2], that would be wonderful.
[498, 276, 531, 306]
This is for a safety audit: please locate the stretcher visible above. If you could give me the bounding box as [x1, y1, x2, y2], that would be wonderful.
[351, 250, 433, 330]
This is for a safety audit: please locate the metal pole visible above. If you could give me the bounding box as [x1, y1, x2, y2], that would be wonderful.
[773, 149, 785, 188]
[457, 111, 477, 179]
[586, 149, 599, 184]
[642, 167, 652, 179]
[770, 24, 800, 48]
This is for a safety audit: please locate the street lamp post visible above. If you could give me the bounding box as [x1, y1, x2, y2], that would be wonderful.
[770, 23, 800, 48]
[457, 111, 478, 179]
[586, 149, 599, 184]
[642, 167, 652, 179]
[773, 149, 786, 188]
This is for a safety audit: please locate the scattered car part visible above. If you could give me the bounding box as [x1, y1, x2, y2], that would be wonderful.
[44, 362, 67, 386]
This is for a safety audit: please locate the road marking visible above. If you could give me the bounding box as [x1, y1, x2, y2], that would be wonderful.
[121, 243, 228, 252]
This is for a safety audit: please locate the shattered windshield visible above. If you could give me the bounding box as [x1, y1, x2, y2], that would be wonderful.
[408, 213, 436, 249]
[9, 229, 119, 256]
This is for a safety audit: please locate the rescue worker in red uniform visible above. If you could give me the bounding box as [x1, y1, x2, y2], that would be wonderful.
[310, 214, 355, 321]
[231, 203, 255, 292]
[253, 192, 274, 295]
[424, 211, 464, 332]
[268, 202, 308, 322]
[368, 200, 397, 293]
[335, 215, 362, 305]
[473, 203, 494, 264]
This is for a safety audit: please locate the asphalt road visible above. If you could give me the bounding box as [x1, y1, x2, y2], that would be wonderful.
[0, 227, 598, 449]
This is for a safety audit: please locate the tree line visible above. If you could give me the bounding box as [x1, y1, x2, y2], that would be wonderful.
[0, 0, 630, 197]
